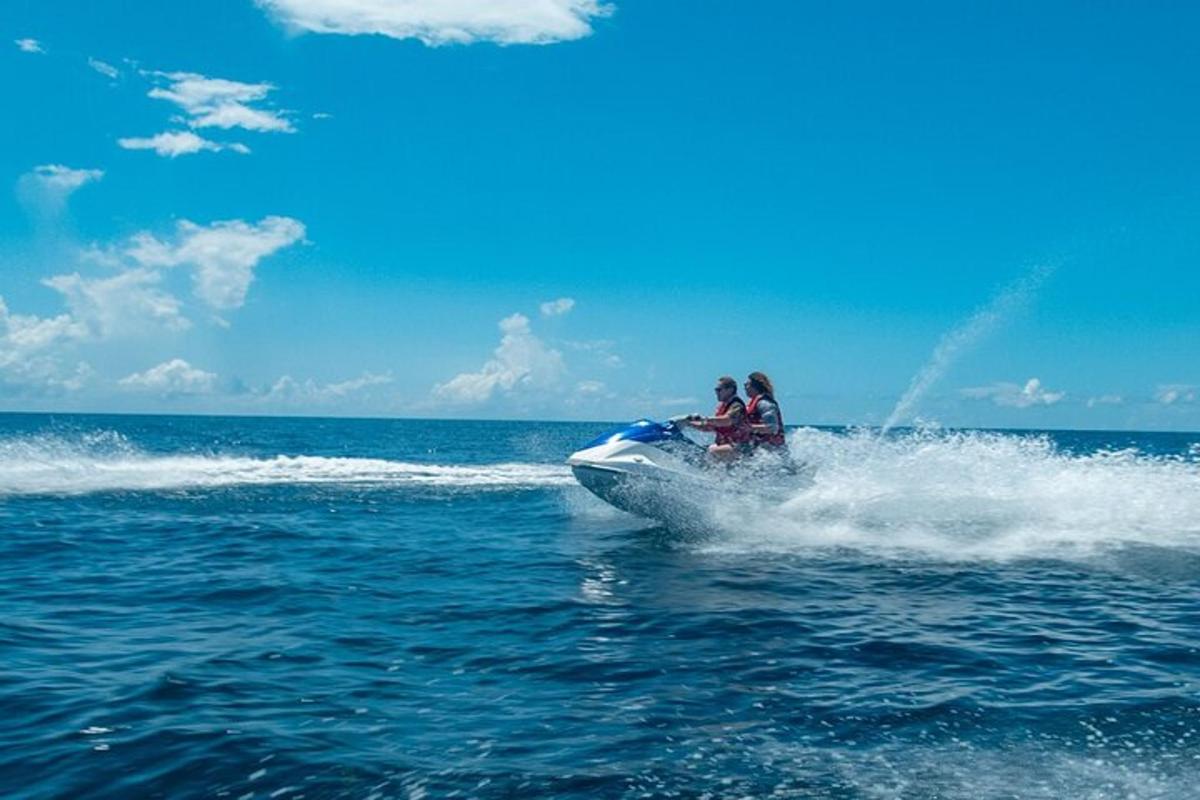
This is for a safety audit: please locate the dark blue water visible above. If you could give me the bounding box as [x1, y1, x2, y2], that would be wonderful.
[2, 414, 1199, 799]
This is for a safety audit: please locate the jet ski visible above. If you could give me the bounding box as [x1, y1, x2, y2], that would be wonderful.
[567, 417, 813, 524]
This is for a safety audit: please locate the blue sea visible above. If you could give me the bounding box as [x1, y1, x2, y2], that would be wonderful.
[2, 413, 1199, 799]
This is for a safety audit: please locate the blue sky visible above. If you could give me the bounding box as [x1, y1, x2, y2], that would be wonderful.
[2, 1, 1198, 429]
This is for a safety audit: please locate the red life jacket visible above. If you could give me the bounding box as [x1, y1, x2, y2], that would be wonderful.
[713, 397, 750, 445]
[746, 394, 786, 447]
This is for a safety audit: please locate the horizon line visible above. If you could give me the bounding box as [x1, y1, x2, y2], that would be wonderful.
[0, 409, 1194, 437]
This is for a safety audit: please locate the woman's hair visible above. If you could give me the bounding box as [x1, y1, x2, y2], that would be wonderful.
[747, 371, 775, 399]
[716, 376, 737, 391]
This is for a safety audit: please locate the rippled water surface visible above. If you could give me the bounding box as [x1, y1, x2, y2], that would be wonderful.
[2, 413, 1199, 799]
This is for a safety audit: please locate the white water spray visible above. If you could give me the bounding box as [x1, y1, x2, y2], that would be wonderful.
[0, 431, 572, 496]
[880, 265, 1054, 434]
[700, 426, 1200, 562]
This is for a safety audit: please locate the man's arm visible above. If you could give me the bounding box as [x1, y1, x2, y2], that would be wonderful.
[709, 403, 745, 429]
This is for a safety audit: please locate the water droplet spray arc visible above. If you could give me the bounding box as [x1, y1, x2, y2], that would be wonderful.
[880, 264, 1055, 434]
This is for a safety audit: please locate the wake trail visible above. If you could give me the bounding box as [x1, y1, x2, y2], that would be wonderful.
[0, 432, 571, 497]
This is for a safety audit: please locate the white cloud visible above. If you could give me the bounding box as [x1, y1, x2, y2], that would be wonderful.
[575, 379, 605, 395]
[0, 212, 302, 394]
[257, 0, 614, 46]
[88, 58, 120, 79]
[324, 372, 393, 396]
[17, 165, 104, 216]
[43, 268, 190, 338]
[125, 216, 306, 310]
[147, 71, 294, 133]
[119, 358, 217, 395]
[266, 371, 393, 403]
[1086, 394, 1124, 408]
[118, 130, 249, 157]
[25, 164, 104, 192]
[1156, 385, 1197, 405]
[564, 337, 623, 369]
[961, 378, 1066, 408]
[539, 297, 575, 317]
[15, 38, 44, 54]
[0, 305, 85, 352]
[0, 358, 92, 395]
[434, 313, 565, 404]
[0, 296, 91, 394]
[122, 71, 289, 156]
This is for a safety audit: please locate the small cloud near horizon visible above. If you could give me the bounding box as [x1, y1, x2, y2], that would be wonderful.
[961, 378, 1065, 408]
[1155, 384, 1197, 405]
[266, 372, 393, 403]
[119, 358, 217, 395]
[434, 313, 566, 405]
[0, 215, 304, 395]
[1086, 394, 1124, 408]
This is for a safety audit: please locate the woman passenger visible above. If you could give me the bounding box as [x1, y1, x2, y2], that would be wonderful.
[744, 371, 787, 451]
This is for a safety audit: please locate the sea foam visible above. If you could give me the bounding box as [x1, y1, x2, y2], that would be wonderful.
[0, 430, 572, 496]
[701, 426, 1200, 560]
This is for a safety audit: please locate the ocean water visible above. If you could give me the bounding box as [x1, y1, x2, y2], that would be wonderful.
[2, 413, 1200, 799]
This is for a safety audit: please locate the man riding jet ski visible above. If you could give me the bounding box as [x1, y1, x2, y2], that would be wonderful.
[682, 375, 751, 461]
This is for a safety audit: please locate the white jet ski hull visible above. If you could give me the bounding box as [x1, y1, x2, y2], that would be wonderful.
[567, 438, 708, 522]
